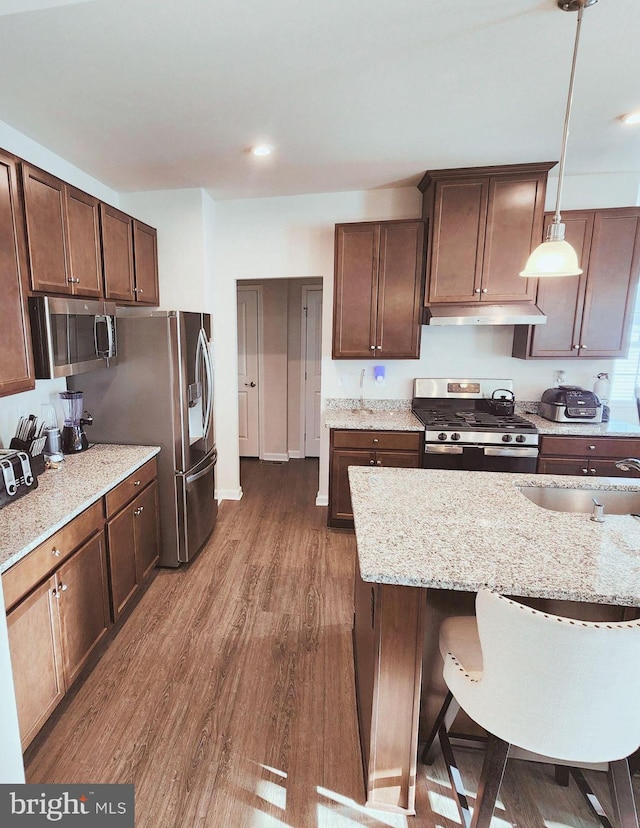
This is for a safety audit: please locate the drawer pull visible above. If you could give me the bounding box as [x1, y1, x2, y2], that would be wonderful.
[373, 438, 379, 444]
[133, 480, 141, 487]
[582, 468, 588, 474]
[590, 468, 597, 474]
[589, 445, 596, 451]
[376, 460, 382, 466]
[369, 460, 375, 466]
[52, 547, 61, 557]
[134, 506, 145, 516]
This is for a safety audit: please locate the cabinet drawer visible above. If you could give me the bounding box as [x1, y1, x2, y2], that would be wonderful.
[104, 457, 157, 518]
[2, 500, 103, 612]
[539, 435, 640, 459]
[332, 430, 421, 452]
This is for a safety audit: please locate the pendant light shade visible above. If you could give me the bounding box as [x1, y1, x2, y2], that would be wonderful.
[520, 221, 583, 277]
[521, 0, 597, 278]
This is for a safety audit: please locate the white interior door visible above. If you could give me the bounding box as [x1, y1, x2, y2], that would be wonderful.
[237, 288, 260, 457]
[303, 287, 322, 458]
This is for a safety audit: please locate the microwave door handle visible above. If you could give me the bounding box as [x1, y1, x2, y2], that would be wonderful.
[94, 314, 114, 359]
[94, 315, 104, 357]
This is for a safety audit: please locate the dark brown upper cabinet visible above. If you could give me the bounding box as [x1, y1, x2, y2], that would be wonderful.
[332, 220, 425, 359]
[418, 162, 555, 306]
[101, 205, 159, 305]
[0, 149, 35, 397]
[132, 219, 159, 306]
[21, 164, 102, 298]
[512, 207, 640, 359]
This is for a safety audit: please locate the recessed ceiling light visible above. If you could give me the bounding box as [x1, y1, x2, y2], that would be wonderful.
[620, 111, 640, 125]
[251, 144, 273, 157]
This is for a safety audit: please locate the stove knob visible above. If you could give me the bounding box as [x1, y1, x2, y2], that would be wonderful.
[438, 432, 447, 441]
[451, 433, 460, 441]
[515, 435, 526, 443]
[502, 434, 513, 443]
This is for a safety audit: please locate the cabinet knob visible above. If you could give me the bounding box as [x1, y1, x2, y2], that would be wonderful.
[590, 468, 597, 474]
[134, 506, 145, 516]
[51, 547, 61, 557]
[580, 344, 587, 349]
[475, 288, 481, 294]
[133, 479, 141, 486]
[372, 438, 379, 444]
[573, 344, 580, 350]
[482, 288, 488, 293]
[589, 445, 596, 451]
[68, 277, 80, 284]
[582, 468, 588, 474]
[59, 583, 68, 592]
[376, 345, 382, 350]
[370, 345, 375, 350]
[134, 288, 144, 294]
[376, 460, 382, 466]
[369, 459, 375, 465]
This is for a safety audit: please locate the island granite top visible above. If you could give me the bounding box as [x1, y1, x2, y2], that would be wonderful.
[348, 465, 640, 607]
[0, 444, 160, 574]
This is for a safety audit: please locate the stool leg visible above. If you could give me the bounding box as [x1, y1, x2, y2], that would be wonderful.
[421, 690, 454, 765]
[609, 759, 639, 828]
[555, 765, 570, 787]
[470, 734, 510, 828]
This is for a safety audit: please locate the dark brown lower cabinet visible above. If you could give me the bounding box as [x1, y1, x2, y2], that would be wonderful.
[106, 478, 160, 621]
[329, 430, 421, 528]
[6, 530, 110, 749]
[537, 435, 640, 477]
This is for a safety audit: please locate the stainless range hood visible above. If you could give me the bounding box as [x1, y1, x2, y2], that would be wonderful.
[424, 304, 547, 326]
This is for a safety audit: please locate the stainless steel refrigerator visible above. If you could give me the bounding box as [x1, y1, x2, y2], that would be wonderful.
[69, 309, 217, 567]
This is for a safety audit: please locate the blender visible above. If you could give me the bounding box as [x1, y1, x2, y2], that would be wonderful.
[59, 391, 93, 453]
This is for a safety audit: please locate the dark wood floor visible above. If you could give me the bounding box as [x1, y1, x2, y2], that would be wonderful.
[25, 458, 639, 827]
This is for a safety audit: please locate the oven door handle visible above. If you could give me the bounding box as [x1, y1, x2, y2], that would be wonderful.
[425, 444, 464, 454]
[483, 446, 539, 458]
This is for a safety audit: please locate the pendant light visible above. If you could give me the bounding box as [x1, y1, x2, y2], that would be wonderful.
[520, 0, 598, 278]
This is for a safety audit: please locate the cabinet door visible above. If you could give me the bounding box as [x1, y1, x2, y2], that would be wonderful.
[107, 504, 139, 622]
[21, 164, 70, 294]
[375, 450, 421, 469]
[527, 213, 593, 358]
[65, 186, 103, 298]
[376, 222, 424, 358]
[0, 150, 34, 397]
[579, 209, 640, 357]
[333, 224, 379, 357]
[428, 177, 488, 303]
[481, 174, 543, 302]
[133, 480, 160, 583]
[101, 203, 135, 302]
[329, 448, 375, 525]
[6, 575, 65, 750]
[132, 219, 159, 305]
[57, 531, 110, 688]
[537, 457, 590, 475]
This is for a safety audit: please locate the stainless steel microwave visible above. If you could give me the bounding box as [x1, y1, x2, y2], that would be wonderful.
[28, 296, 118, 379]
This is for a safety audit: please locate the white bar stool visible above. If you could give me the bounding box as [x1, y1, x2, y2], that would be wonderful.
[421, 590, 640, 828]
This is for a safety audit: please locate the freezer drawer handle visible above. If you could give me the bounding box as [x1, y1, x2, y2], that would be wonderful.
[185, 459, 216, 485]
[483, 446, 539, 458]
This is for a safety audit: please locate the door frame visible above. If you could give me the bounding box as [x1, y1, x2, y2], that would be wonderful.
[237, 284, 264, 459]
[300, 284, 323, 459]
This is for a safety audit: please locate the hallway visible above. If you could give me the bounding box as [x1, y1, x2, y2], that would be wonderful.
[24, 459, 637, 826]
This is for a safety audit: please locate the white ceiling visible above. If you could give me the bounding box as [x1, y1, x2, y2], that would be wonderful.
[0, 0, 638, 200]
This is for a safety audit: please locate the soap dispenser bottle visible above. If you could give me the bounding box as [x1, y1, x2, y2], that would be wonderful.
[593, 372, 610, 404]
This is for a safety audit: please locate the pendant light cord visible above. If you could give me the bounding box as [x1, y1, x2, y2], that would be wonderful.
[553, 1, 585, 225]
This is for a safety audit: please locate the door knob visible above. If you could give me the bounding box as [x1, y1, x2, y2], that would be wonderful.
[245, 381, 256, 387]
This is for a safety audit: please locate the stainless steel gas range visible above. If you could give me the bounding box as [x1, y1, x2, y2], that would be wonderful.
[411, 378, 539, 473]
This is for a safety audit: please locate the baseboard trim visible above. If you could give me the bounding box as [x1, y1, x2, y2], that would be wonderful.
[288, 450, 303, 459]
[216, 487, 243, 502]
[262, 453, 289, 462]
[315, 493, 328, 507]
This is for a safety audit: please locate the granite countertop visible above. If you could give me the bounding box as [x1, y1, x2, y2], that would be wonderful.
[349, 465, 640, 607]
[325, 398, 640, 438]
[0, 444, 160, 574]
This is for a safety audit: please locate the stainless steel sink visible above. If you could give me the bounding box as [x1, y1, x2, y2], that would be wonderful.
[518, 486, 640, 515]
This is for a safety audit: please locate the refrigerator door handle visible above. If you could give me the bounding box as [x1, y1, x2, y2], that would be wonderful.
[198, 327, 214, 440]
[184, 455, 216, 485]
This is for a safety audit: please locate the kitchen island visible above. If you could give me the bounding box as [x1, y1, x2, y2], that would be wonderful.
[349, 465, 640, 814]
